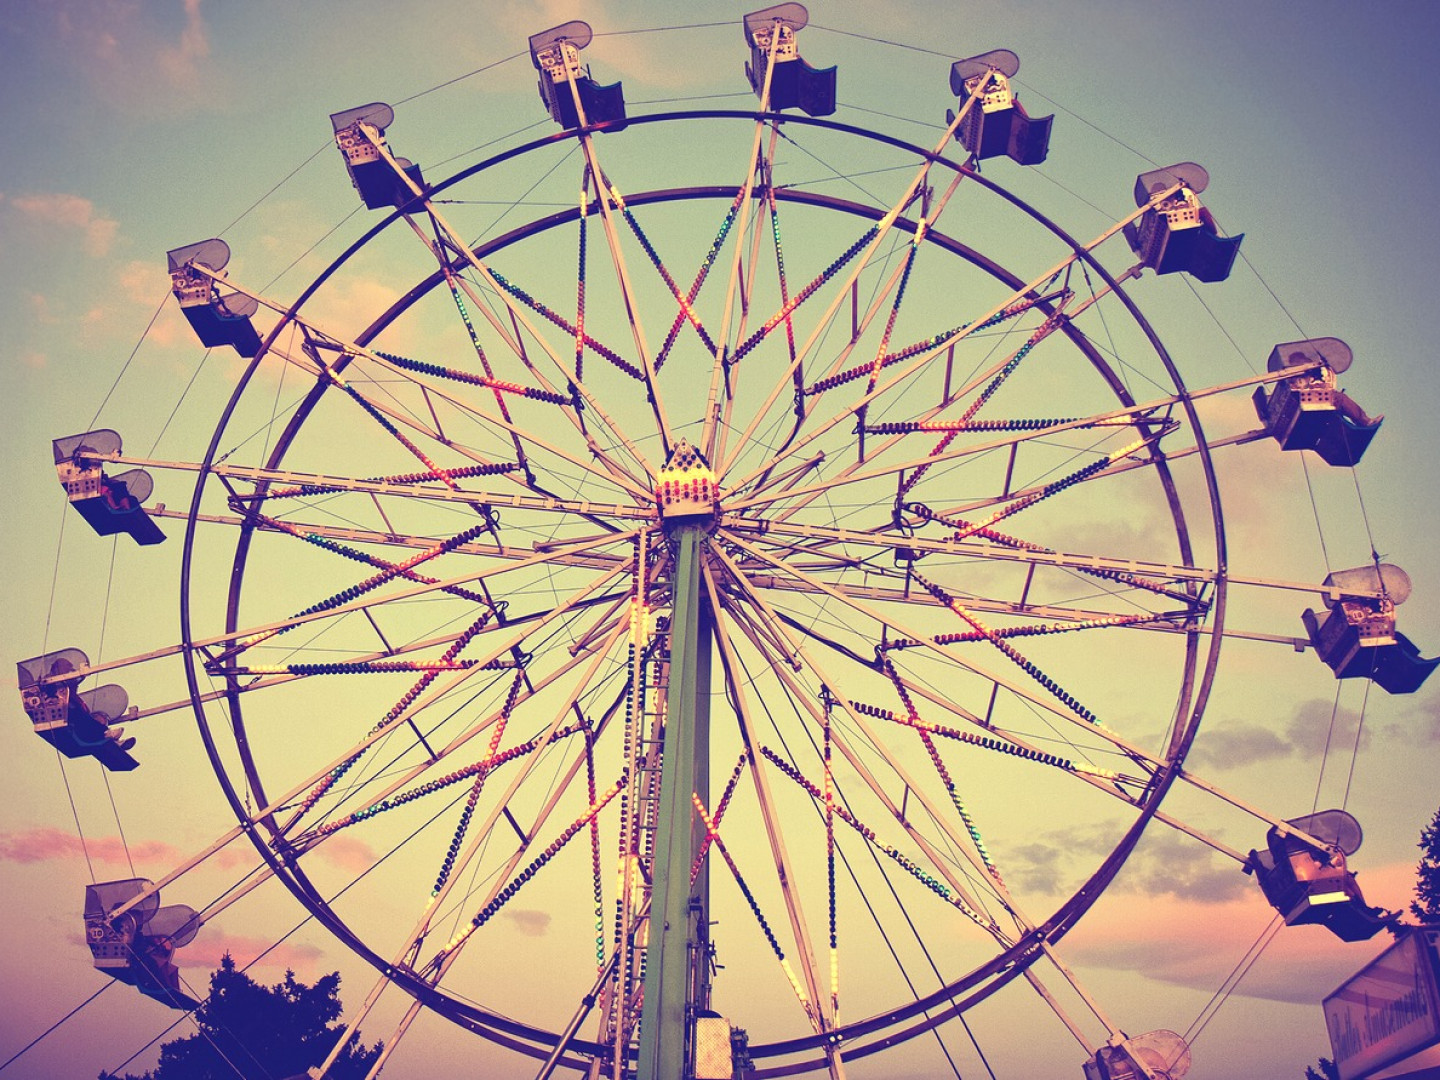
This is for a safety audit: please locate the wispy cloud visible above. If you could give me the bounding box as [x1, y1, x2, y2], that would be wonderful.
[62, 925, 327, 981]
[157, 0, 211, 93]
[492, 0, 609, 46]
[0, 827, 184, 868]
[116, 259, 195, 350]
[302, 275, 405, 339]
[501, 908, 552, 937]
[117, 260, 172, 307]
[1402, 699, 1440, 744]
[1066, 860, 1417, 1005]
[17, 0, 216, 114]
[180, 930, 325, 976]
[488, 0, 728, 94]
[1007, 822, 1250, 903]
[1187, 698, 1368, 771]
[313, 834, 377, 873]
[0, 826, 371, 876]
[1111, 829, 1251, 903]
[25, 291, 61, 325]
[10, 193, 119, 256]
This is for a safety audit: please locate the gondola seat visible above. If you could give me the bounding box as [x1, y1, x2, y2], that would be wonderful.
[84, 878, 201, 1008]
[1251, 337, 1380, 466]
[17, 648, 138, 771]
[166, 238, 262, 357]
[744, 4, 836, 116]
[530, 21, 627, 130]
[329, 102, 426, 210]
[947, 49, 1052, 166]
[53, 430, 165, 546]
[1302, 564, 1437, 694]
[1247, 810, 1392, 942]
[1124, 163, 1243, 282]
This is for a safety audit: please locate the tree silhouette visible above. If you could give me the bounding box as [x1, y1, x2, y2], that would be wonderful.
[1304, 1058, 1340, 1080]
[99, 955, 380, 1080]
[1412, 804, 1440, 923]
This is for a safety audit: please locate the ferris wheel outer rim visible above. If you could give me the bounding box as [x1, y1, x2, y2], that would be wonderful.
[173, 104, 1231, 1066]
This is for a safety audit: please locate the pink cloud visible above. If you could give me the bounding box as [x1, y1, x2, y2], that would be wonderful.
[18, 258, 187, 360]
[11, 192, 119, 256]
[41, 0, 215, 113]
[1064, 861, 1419, 1005]
[314, 834, 378, 873]
[0, 826, 187, 868]
[180, 930, 325, 977]
[304, 277, 405, 341]
[116, 259, 203, 353]
[118, 260, 170, 306]
[25, 291, 59, 325]
[488, 0, 704, 92]
[64, 926, 326, 988]
[0, 826, 381, 879]
[493, 0, 608, 44]
[158, 0, 210, 90]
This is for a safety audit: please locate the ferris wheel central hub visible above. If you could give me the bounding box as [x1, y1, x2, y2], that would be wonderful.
[655, 438, 720, 531]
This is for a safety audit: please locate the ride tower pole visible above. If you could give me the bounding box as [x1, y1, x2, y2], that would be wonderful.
[638, 443, 718, 1080]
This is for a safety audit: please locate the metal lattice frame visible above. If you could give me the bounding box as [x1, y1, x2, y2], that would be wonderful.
[161, 109, 1234, 1074]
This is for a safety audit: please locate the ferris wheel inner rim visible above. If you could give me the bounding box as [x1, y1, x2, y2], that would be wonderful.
[174, 105, 1231, 1065]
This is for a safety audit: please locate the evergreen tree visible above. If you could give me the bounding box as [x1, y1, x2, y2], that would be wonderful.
[98, 955, 380, 1080]
[1304, 1058, 1340, 1080]
[1412, 804, 1440, 923]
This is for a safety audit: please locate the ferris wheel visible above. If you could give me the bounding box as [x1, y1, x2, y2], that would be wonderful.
[19, 7, 1437, 1079]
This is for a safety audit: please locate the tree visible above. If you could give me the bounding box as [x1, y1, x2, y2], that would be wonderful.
[1412, 803, 1440, 923]
[99, 955, 381, 1080]
[1304, 1058, 1340, 1080]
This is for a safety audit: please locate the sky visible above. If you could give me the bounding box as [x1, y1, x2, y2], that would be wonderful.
[3, 2, 1440, 1079]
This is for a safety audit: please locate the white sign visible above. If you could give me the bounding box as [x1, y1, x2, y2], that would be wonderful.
[1325, 931, 1440, 1080]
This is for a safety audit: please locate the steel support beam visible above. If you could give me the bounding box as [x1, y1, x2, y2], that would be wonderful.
[637, 524, 712, 1080]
